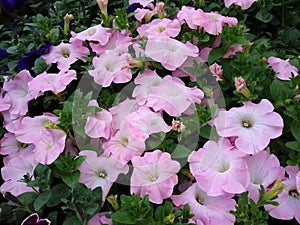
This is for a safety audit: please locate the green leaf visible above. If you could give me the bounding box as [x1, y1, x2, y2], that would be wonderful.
[47, 211, 58, 225]
[291, 122, 300, 142]
[18, 192, 38, 205]
[49, 28, 60, 43]
[91, 187, 102, 205]
[83, 203, 99, 215]
[32, 57, 51, 74]
[208, 48, 226, 65]
[255, 10, 273, 23]
[63, 215, 82, 225]
[112, 211, 136, 224]
[286, 141, 300, 151]
[62, 171, 81, 187]
[270, 79, 294, 100]
[171, 145, 192, 158]
[34, 190, 52, 211]
[199, 124, 218, 140]
[163, 201, 173, 215]
[47, 183, 70, 207]
[73, 156, 87, 170]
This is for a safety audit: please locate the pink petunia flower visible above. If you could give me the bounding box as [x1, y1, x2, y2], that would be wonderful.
[268, 56, 298, 80]
[42, 40, 89, 70]
[0, 152, 38, 196]
[172, 183, 236, 225]
[85, 100, 113, 139]
[188, 139, 250, 196]
[88, 52, 132, 87]
[145, 36, 199, 71]
[3, 70, 34, 116]
[224, 0, 257, 10]
[134, 8, 156, 22]
[127, 106, 171, 138]
[109, 98, 139, 131]
[199, 47, 212, 62]
[0, 90, 11, 112]
[133, 70, 163, 105]
[70, 24, 111, 45]
[1, 112, 23, 133]
[297, 171, 300, 192]
[137, 18, 181, 38]
[177, 6, 198, 29]
[28, 69, 77, 98]
[33, 129, 66, 165]
[145, 75, 204, 117]
[245, 150, 285, 202]
[214, 99, 284, 154]
[90, 30, 132, 56]
[102, 123, 146, 164]
[78, 150, 129, 201]
[265, 166, 300, 223]
[15, 113, 59, 144]
[192, 11, 238, 35]
[88, 212, 113, 225]
[0, 132, 34, 159]
[223, 45, 243, 58]
[130, 150, 180, 204]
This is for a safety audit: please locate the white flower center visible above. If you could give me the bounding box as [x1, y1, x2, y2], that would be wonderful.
[150, 176, 158, 182]
[289, 189, 299, 198]
[196, 194, 205, 205]
[217, 160, 230, 173]
[120, 137, 128, 147]
[98, 171, 107, 178]
[105, 64, 114, 72]
[61, 48, 71, 58]
[252, 176, 263, 185]
[157, 26, 166, 33]
[241, 117, 253, 128]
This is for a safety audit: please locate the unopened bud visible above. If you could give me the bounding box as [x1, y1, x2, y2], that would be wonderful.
[156, 2, 166, 19]
[107, 194, 119, 211]
[209, 63, 223, 81]
[163, 214, 175, 224]
[125, 55, 144, 69]
[64, 13, 73, 35]
[96, 0, 108, 19]
[234, 76, 251, 98]
[264, 179, 286, 201]
[172, 119, 185, 132]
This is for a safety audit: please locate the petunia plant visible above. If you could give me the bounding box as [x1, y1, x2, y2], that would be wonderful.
[0, 0, 300, 225]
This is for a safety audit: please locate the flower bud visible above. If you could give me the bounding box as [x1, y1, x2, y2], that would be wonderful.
[64, 13, 73, 35]
[234, 76, 251, 98]
[96, 0, 108, 19]
[209, 63, 223, 81]
[172, 119, 186, 132]
[107, 194, 119, 211]
[156, 2, 166, 19]
[263, 179, 286, 201]
[163, 214, 175, 224]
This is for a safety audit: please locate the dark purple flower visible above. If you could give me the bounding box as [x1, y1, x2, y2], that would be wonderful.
[127, 3, 143, 21]
[0, 49, 8, 58]
[18, 42, 52, 75]
[0, 0, 26, 12]
[21, 213, 50, 225]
